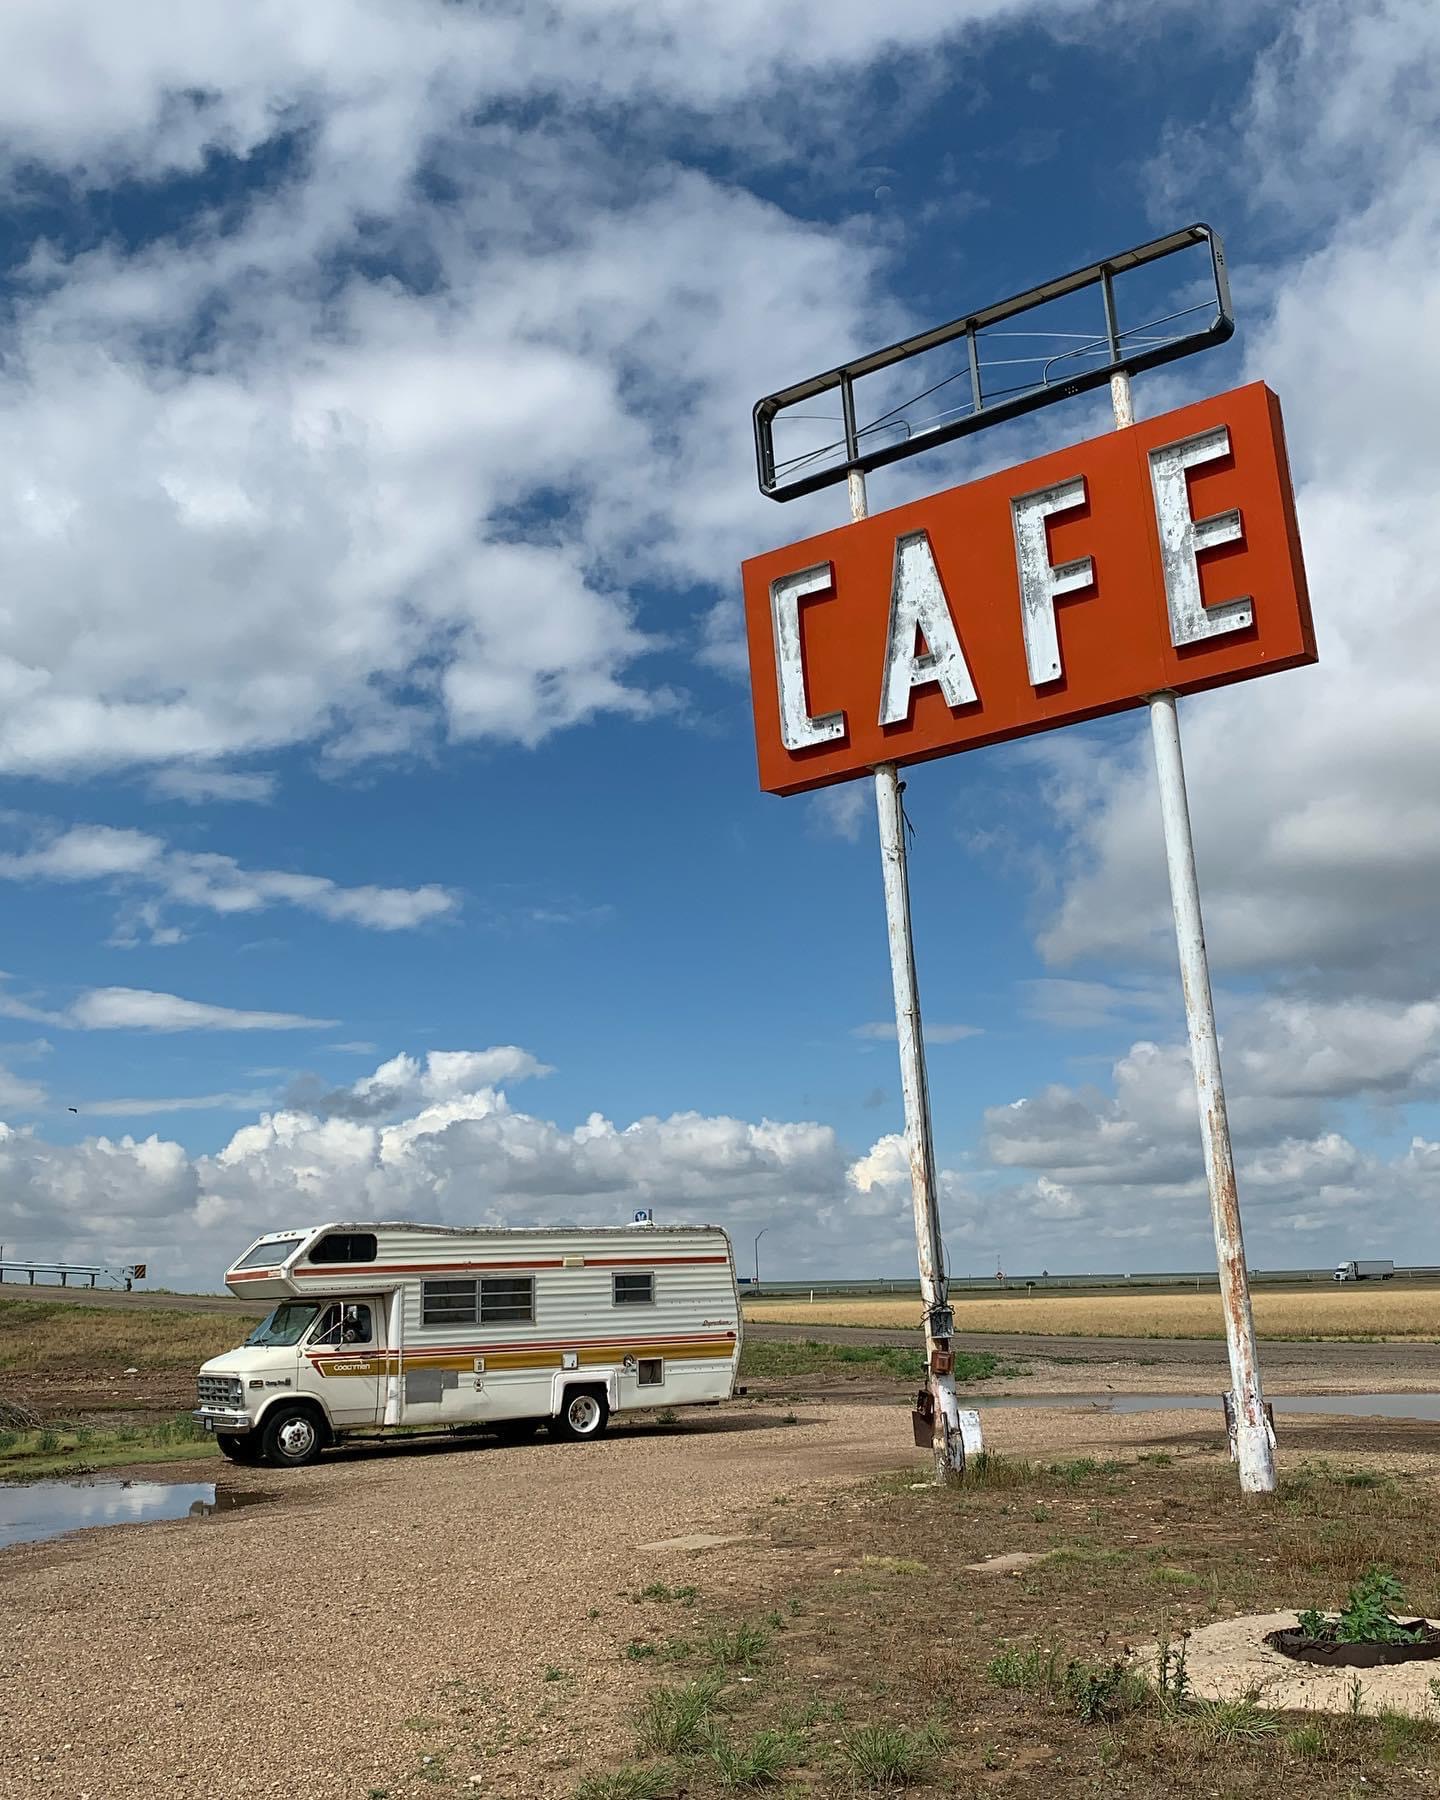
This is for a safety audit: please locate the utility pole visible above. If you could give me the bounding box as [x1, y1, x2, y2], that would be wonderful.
[1110, 361, 1275, 1495]
[850, 465, 968, 1485]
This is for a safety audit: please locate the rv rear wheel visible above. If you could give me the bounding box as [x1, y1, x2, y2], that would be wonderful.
[216, 1432, 261, 1465]
[553, 1388, 609, 1442]
[257, 1404, 326, 1468]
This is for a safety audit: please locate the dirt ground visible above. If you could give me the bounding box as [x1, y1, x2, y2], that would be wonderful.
[6, 1297, 1440, 1796]
[5, 1397, 1440, 1798]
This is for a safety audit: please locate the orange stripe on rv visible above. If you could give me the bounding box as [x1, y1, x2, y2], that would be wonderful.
[291, 1254, 729, 1277]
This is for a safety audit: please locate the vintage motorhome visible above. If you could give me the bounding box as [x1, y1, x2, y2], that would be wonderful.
[193, 1219, 741, 1467]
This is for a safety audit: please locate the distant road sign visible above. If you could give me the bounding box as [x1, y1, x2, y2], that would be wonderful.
[742, 382, 1313, 795]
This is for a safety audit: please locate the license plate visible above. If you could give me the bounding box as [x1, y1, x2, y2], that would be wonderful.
[203, 1419, 215, 1432]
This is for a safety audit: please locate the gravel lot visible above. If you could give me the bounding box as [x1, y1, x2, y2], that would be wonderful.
[5, 1381, 1439, 1799]
[0, 1405, 921, 1800]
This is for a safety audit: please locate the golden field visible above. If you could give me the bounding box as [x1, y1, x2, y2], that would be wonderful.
[743, 1285, 1440, 1341]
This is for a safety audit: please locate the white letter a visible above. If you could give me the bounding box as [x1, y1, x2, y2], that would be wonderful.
[878, 531, 977, 726]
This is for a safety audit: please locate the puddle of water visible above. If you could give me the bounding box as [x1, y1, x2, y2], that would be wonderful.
[0, 1478, 267, 1552]
[983, 1392, 1440, 1422]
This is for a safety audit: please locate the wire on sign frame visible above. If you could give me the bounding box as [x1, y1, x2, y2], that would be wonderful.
[753, 223, 1232, 502]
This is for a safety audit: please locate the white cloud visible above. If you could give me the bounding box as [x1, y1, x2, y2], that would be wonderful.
[0, 1066, 47, 1112]
[0, 3, 1083, 783]
[294, 1046, 554, 1120]
[0, 1043, 1000, 1283]
[807, 785, 870, 843]
[853, 1021, 983, 1043]
[70, 988, 334, 1034]
[148, 768, 275, 805]
[695, 599, 750, 680]
[0, 980, 333, 1034]
[0, 2, 1081, 181]
[0, 820, 456, 935]
[1020, 979, 1176, 1033]
[77, 1090, 275, 1117]
[980, 987, 1440, 1260]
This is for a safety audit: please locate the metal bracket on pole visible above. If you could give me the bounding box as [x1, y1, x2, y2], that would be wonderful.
[855, 445, 972, 1485]
[1111, 369, 1276, 1496]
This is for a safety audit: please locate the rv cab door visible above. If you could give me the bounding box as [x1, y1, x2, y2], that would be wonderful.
[303, 1298, 385, 1427]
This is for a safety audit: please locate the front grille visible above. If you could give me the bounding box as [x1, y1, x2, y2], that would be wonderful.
[197, 1374, 243, 1407]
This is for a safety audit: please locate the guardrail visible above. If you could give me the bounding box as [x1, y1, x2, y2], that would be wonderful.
[0, 1260, 145, 1290]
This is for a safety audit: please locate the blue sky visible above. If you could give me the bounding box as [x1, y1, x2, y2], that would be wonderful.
[0, 0, 1437, 1287]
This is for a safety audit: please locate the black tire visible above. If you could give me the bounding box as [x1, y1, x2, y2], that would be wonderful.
[257, 1403, 327, 1468]
[551, 1388, 609, 1443]
[491, 1418, 541, 1444]
[216, 1432, 261, 1465]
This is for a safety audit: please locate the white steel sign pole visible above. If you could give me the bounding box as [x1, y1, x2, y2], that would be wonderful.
[849, 466, 970, 1485]
[1111, 368, 1276, 1495]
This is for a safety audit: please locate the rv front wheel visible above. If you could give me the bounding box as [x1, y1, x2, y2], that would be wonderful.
[553, 1388, 609, 1442]
[258, 1404, 325, 1468]
[216, 1432, 261, 1465]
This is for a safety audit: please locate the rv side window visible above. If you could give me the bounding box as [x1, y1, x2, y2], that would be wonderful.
[308, 1232, 377, 1264]
[422, 1278, 479, 1326]
[480, 1275, 534, 1324]
[613, 1271, 654, 1306]
[637, 1358, 664, 1386]
[312, 1303, 374, 1346]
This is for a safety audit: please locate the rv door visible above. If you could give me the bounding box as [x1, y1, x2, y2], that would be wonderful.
[303, 1299, 385, 1427]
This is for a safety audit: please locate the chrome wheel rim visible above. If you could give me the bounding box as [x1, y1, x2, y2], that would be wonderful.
[277, 1416, 316, 1458]
[567, 1395, 601, 1434]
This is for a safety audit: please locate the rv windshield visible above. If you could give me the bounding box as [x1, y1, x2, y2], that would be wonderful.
[245, 1303, 321, 1348]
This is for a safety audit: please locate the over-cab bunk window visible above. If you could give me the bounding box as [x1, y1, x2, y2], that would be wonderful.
[307, 1231, 377, 1264]
[613, 1271, 654, 1306]
[421, 1274, 536, 1327]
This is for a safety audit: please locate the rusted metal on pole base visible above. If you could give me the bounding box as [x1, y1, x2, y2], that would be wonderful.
[1109, 368, 1275, 1495]
[850, 462, 969, 1485]
[1148, 692, 1275, 1493]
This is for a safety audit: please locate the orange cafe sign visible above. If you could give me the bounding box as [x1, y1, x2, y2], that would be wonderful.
[741, 382, 1314, 796]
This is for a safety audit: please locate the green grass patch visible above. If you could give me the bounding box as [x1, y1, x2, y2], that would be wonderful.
[835, 1720, 947, 1788]
[575, 1766, 676, 1800]
[634, 1677, 724, 1755]
[1283, 1721, 1329, 1759]
[738, 1338, 1004, 1385]
[705, 1724, 800, 1788]
[702, 1620, 772, 1670]
[1182, 1696, 1282, 1750]
[1153, 1566, 1203, 1588]
[0, 1412, 216, 1481]
[987, 1642, 1147, 1724]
